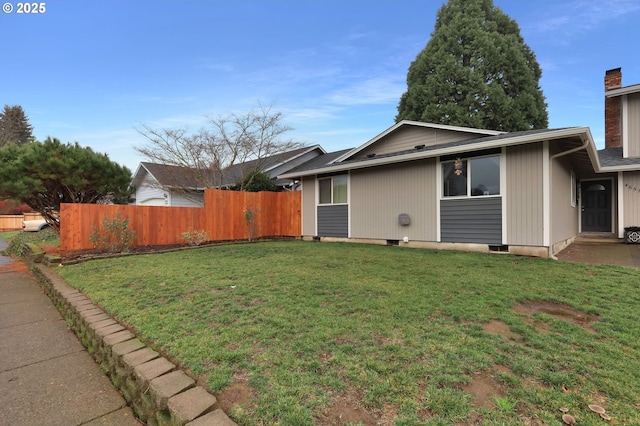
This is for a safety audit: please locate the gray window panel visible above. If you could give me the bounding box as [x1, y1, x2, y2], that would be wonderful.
[441, 198, 502, 244]
[317, 205, 348, 237]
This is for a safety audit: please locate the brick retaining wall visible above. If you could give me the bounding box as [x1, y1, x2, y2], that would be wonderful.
[32, 264, 237, 426]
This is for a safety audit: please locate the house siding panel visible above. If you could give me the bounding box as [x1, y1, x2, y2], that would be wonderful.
[623, 171, 640, 226]
[441, 198, 502, 244]
[552, 156, 580, 243]
[136, 175, 168, 206]
[627, 93, 640, 158]
[317, 205, 348, 237]
[302, 176, 316, 236]
[506, 144, 544, 246]
[350, 159, 437, 241]
[355, 127, 484, 159]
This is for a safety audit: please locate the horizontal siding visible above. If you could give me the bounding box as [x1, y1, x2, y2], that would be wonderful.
[350, 159, 437, 241]
[355, 127, 485, 159]
[171, 191, 204, 207]
[317, 205, 348, 237]
[441, 197, 502, 244]
[628, 93, 640, 158]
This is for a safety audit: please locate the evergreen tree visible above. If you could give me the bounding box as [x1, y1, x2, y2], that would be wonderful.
[0, 138, 133, 233]
[396, 0, 548, 131]
[0, 105, 34, 146]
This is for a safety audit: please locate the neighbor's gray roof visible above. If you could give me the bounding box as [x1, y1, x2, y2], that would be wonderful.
[597, 147, 640, 168]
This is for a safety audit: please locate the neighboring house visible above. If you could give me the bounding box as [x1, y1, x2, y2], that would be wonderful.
[280, 68, 640, 258]
[132, 145, 326, 207]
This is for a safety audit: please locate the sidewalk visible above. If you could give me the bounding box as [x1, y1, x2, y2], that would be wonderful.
[0, 238, 140, 426]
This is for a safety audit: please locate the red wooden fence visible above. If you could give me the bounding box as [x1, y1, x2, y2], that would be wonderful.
[59, 189, 301, 254]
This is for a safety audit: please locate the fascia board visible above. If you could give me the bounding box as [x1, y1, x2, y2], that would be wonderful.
[281, 127, 593, 179]
[606, 84, 640, 97]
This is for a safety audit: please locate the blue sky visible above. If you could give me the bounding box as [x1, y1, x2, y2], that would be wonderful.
[2, 0, 639, 172]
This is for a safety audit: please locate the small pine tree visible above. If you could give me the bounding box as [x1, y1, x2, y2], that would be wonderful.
[396, 0, 548, 131]
[0, 105, 34, 146]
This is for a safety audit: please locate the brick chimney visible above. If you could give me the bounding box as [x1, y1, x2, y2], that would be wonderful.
[604, 68, 622, 149]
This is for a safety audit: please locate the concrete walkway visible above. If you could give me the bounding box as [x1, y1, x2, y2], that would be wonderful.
[0, 238, 141, 426]
[555, 235, 640, 268]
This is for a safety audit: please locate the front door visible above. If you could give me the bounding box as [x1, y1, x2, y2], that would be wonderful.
[581, 180, 612, 232]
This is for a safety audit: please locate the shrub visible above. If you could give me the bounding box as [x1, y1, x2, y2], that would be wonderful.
[3, 228, 59, 257]
[180, 229, 209, 246]
[89, 212, 136, 253]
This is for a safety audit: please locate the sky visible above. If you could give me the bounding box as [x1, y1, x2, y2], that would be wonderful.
[2, 0, 640, 172]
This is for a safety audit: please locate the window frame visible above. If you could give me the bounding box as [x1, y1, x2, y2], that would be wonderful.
[441, 154, 501, 199]
[318, 174, 348, 205]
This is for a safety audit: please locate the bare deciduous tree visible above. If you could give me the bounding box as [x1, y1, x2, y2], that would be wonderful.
[135, 103, 305, 193]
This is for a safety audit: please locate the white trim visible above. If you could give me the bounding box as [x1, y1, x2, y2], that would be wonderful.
[618, 171, 625, 238]
[542, 141, 550, 247]
[280, 127, 599, 179]
[622, 95, 629, 158]
[314, 176, 318, 236]
[501, 147, 507, 244]
[347, 171, 351, 238]
[606, 83, 640, 97]
[570, 170, 577, 208]
[436, 157, 442, 242]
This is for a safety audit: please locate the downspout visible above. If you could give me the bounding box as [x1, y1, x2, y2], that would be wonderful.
[547, 137, 590, 260]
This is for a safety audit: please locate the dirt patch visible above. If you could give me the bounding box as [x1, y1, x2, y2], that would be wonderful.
[461, 366, 510, 409]
[514, 300, 599, 334]
[316, 389, 380, 426]
[0, 260, 29, 273]
[482, 320, 522, 342]
[216, 381, 255, 414]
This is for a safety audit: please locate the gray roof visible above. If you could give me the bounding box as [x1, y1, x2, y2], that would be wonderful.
[281, 127, 582, 178]
[597, 147, 640, 168]
[285, 148, 354, 174]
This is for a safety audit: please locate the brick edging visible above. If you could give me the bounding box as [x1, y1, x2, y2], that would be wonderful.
[31, 264, 237, 426]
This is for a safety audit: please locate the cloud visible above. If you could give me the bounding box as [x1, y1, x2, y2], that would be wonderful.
[527, 0, 640, 37]
[326, 75, 405, 106]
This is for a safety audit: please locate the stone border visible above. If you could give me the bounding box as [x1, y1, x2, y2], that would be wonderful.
[31, 264, 238, 426]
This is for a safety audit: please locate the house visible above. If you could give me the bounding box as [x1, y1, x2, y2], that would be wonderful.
[132, 145, 326, 207]
[280, 68, 640, 258]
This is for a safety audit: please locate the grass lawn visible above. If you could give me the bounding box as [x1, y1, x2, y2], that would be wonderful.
[57, 241, 640, 425]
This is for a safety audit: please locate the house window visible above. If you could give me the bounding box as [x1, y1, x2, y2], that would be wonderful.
[319, 175, 348, 204]
[442, 155, 500, 197]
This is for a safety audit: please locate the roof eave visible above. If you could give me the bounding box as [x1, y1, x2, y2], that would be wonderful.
[280, 127, 594, 179]
[263, 145, 325, 172]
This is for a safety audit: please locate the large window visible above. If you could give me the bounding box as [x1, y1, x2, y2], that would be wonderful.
[442, 155, 500, 197]
[319, 175, 348, 204]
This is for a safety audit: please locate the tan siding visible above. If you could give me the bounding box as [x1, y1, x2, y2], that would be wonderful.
[627, 93, 640, 157]
[301, 176, 316, 236]
[355, 127, 484, 159]
[623, 171, 640, 226]
[551, 156, 579, 244]
[506, 144, 544, 246]
[350, 159, 437, 241]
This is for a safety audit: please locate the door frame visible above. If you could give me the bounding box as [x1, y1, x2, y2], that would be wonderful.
[579, 177, 615, 233]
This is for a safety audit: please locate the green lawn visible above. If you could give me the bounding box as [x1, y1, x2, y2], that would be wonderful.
[57, 241, 640, 425]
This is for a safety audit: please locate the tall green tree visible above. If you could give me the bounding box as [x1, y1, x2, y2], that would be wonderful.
[396, 0, 548, 131]
[0, 138, 133, 233]
[0, 105, 34, 146]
